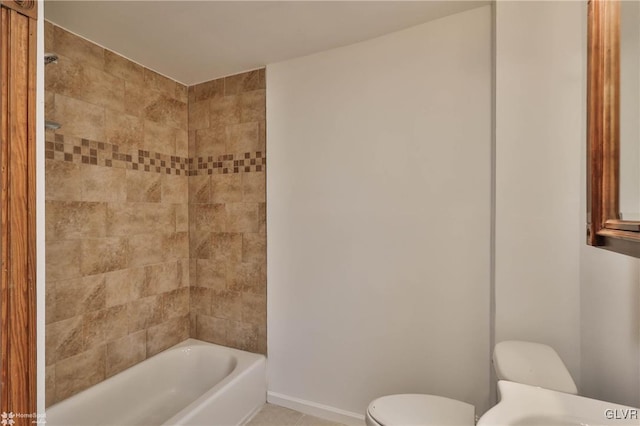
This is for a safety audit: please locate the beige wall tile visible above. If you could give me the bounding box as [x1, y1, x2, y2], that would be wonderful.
[46, 54, 125, 112]
[105, 109, 143, 151]
[45, 90, 55, 119]
[176, 84, 188, 103]
[83, 304, 128, 350]
[178, 259, 190, 288]
[142, 120, 178, 155]
[53, 26, 104, 71]
[226, 122, 260, 154]
[143, 92, 188, 131]
[242, 172, 266, 203]
[144, 68, 176, 97]
[55, 345, 106, 401]
[105, 267, 146, 308]
[211, 232, 242, 264]
[195, 315, 228, 345]
[211, 289, 243, 321]
[106, 331, 146, 377]
[210, 95, 241, 128]
[175, 129, 189, 158]
[175, 204, 189, 232]
[46, 281, 56, 325]
[106, 202, 175, 236]
[242, 291, 267, 326]
[162, 232, 189, 261]
[46, 201, 107, 241]
[239, 90, 266, 124]
[46, 316, 84, 365]
[188, 130, 196, 157]
[188, 100, 210, 130]
[189, 175, 211, 204]
[194, 78, 223, 102]
[227, 262, 265, 294]
[104, 50, 144, 85]
[127, 233, 164, 267]
[80, 165, 127, 203]
[193, 203, 226, 233]
[54, 275, 106, 322]
[162, 287, 189, 320]
[46, 160, 82, 201]
[224, 70, 265, 95]
[242, 233, 266, 265]
[225, 203, 259, 233]
[190, 231, 211, 260]
[80, 237, 129, 275]
[162, 175, 188, 204]
[142, 262, 179, 296]
[195, 258, 226, 290]
[53, 94, 105, 141]
[226, 320, 259, 352]
[124, 81, 146, 118]
[211, 173, 242, 203]
[146, 315, 189, 357]
[45, 366, 56, 407]
[257, 324, 267, 355]
[46, 239, 81, 281]
[126, 169, 162, 203]
[258, 202, 267, 235]
[190, 312, 198, 336]
[258, 120, 266, 148]
[190, 287, 213, 316]
[45, 20, 54, 51]
[127, 295, 163, 332]
[195, 127, 226, 158]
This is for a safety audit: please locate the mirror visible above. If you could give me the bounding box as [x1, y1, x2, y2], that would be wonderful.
[588, 0, 640, 256]
[620, 0, 640, 221]
[587, 0, 640, 257]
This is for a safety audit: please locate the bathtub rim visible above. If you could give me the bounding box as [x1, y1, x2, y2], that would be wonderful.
[45, 338, 266, 426]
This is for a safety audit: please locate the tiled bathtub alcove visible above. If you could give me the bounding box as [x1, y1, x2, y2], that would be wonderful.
[44, 22, 266, 406]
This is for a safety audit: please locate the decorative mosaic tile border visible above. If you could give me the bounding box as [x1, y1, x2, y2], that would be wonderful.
[45, 133, 265, 175]
[194, 152, 266, 175]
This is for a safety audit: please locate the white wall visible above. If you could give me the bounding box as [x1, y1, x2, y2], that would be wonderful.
[494, 0, 584, 384]
[580, 1, 640, 407]
[496, 1, 640, 408]
[580, 247, 640, 407]
[266, 6, 492, 423]
[585, 2, 640, 407]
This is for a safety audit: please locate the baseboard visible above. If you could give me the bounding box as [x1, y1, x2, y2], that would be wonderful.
[267, 392, 366, 426]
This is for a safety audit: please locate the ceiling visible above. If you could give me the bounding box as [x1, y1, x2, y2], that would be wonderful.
[45, 1, 488, 85]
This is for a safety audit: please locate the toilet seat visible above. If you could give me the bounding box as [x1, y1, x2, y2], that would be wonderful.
[366, 394, 475, 426]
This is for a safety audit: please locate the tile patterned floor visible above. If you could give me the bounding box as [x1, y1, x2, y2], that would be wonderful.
[246, 403, 347, 426]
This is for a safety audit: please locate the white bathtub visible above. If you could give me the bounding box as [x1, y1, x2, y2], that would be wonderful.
[46, 339, 266, 426]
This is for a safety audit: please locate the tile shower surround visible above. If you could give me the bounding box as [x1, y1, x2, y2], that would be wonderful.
[44, 22, 266, 406]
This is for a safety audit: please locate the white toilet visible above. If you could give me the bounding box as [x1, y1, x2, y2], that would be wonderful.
[364, 340, 577, 426]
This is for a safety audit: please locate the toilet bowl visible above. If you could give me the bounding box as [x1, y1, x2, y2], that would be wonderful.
[365, 340, 576, 426]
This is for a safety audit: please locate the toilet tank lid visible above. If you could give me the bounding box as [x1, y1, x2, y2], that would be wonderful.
[493, 340, 578, 395]
[368, 394, 475, 426]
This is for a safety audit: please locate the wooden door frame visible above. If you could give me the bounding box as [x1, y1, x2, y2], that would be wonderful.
[0, 0, 37, 420]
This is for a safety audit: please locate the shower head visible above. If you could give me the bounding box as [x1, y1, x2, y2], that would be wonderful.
[44, 53, 58, 65]
[45, 120, 61, 130]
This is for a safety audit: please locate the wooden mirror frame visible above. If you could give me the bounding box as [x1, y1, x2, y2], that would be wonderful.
[587, 0, 640, 257]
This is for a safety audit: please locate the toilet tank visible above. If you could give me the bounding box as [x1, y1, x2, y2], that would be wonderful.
[493, 340, 578, 394]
